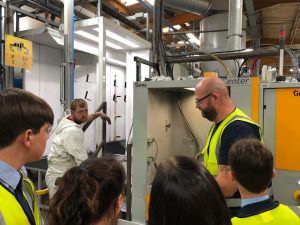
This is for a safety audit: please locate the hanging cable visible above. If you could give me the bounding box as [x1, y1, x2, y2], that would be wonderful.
[176, 93, 202, 157]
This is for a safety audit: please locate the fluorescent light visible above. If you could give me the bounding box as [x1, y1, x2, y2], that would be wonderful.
[120, 0, 153, 6]
[106, 30, 139, 48]
[75, 30, 98, 42]
[106, 41, 124, 50]
[243, 48, 253, 52]
[95, 28, 140, 48]
[52, 36, 63, 45]
[106, 58, 126, 67]
[146, 0, 154, 5]
[121, 0, 138, 6]
[162, 27, 169, 33]
[75, 30, 124, 50]
[186, 33, 200, 45]
[184, 88, 195, 91]
[94, 28, 140, 48]
[172, 25, 181, 30]
[74, 40, 98, 55]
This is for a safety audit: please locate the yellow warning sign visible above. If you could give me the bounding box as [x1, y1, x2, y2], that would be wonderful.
[5, 34, 32, 69]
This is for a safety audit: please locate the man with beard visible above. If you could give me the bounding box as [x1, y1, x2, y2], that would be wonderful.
[46, 98, 111, 198]
[195, 77, 262, 215]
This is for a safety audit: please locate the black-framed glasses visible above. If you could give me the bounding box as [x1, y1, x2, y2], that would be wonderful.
[195, 93, 212, 105]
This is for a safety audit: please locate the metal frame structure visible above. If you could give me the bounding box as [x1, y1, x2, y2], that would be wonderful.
[132, 78, 255, 224]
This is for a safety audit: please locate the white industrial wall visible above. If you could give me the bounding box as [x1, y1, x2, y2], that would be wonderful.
[24, 43, 102, 155]
[126, 50, 150, 143]
[24, 43, 130, 155]
[106, 64, 126, 142]
[24, 43, 63, 156]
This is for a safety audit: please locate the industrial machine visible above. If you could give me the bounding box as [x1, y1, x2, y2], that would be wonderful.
[260, 82, 300, 205]
[131, 78, 258, 224]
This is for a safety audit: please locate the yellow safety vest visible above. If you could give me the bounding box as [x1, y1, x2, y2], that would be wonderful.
[202, 108, 262, 176]
[0, 172, 42, 225]
[231, 204, 300, 225]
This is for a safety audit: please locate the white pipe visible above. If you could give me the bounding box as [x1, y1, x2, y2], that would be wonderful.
[279, 49, 284, 76]
[228, 0, 243, 51]
[63, 0, 74, 110]
[165, 0, 212, 15]
[228, 0, 243, 77]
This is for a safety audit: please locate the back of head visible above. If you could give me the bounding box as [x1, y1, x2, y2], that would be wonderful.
[196, 77, 229, 97]
[0, 88, 54, 149]
[149, 156, 231, 225]
[229, 138, 273, 193]
[71, 98, 87, 111]
[48, 157, 126, 225]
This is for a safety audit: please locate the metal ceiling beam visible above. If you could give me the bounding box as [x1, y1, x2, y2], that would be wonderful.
[165, 49, 280, 63]
[9, 4, 60, 27]
[290, 3, 300, 44]
[164, 13, 203, 27]
[247, 38, 300, 45]
[103, 0, 130, 16]
[253, 0, 300, 10]
[10, 0, 62, 17]
[10, 0, 142, 30]
[86, 0, 142, 30]
[244, 0, 259, 40]
[101, 3, 142, 30]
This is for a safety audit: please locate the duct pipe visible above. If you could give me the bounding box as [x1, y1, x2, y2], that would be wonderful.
[227, 0, 243, 77]
[153, 0, 167, 76]
[165, 49, 279, 63]
[4, 0, 14, 88]
[63, 0, 74, 111]
[165, 0, 212, 15]
[97, 0, 101, 17]
[228, 0, 243, 50]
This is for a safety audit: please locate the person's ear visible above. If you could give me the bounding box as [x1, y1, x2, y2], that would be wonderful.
[115, 194, 123, 215]
[229, 170, 236, 183]
[21, 129, 33, 147]
[272, 169, 276, 178]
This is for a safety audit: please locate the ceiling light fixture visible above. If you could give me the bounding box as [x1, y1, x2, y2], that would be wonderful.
[106, 58, 126, 67]
[74, 40, 98, 55]
[120, 0, 154, 6]
[186, 33, 200, 45]
[94, 28, 140, 48]
[106, 41, 124, 50]
[120, 0, 139, 6]
[75, 30, 124, 50]
[184, 88, 195, 91]
[106, 30, 139, 48]
[75, 30, 98, 42]
[172, 25, 181, 31]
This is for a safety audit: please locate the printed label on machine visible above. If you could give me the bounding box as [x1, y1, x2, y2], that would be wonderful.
[222, 78, 251, 86]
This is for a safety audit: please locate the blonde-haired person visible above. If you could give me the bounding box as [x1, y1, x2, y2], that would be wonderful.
[46, 98, 111, 198]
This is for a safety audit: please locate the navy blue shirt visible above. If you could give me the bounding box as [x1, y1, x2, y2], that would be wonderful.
[218, 120, 260, 165]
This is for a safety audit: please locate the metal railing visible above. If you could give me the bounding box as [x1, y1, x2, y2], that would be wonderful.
[82, 101, 107, 157]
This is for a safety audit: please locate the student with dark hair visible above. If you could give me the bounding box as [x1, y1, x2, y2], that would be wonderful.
[48, 157, 126, 225]
[229, 138, 300, 225]
[149, 155, 231, 225]
[46, 98, 111, 198]
[0, 88, 54, 225]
